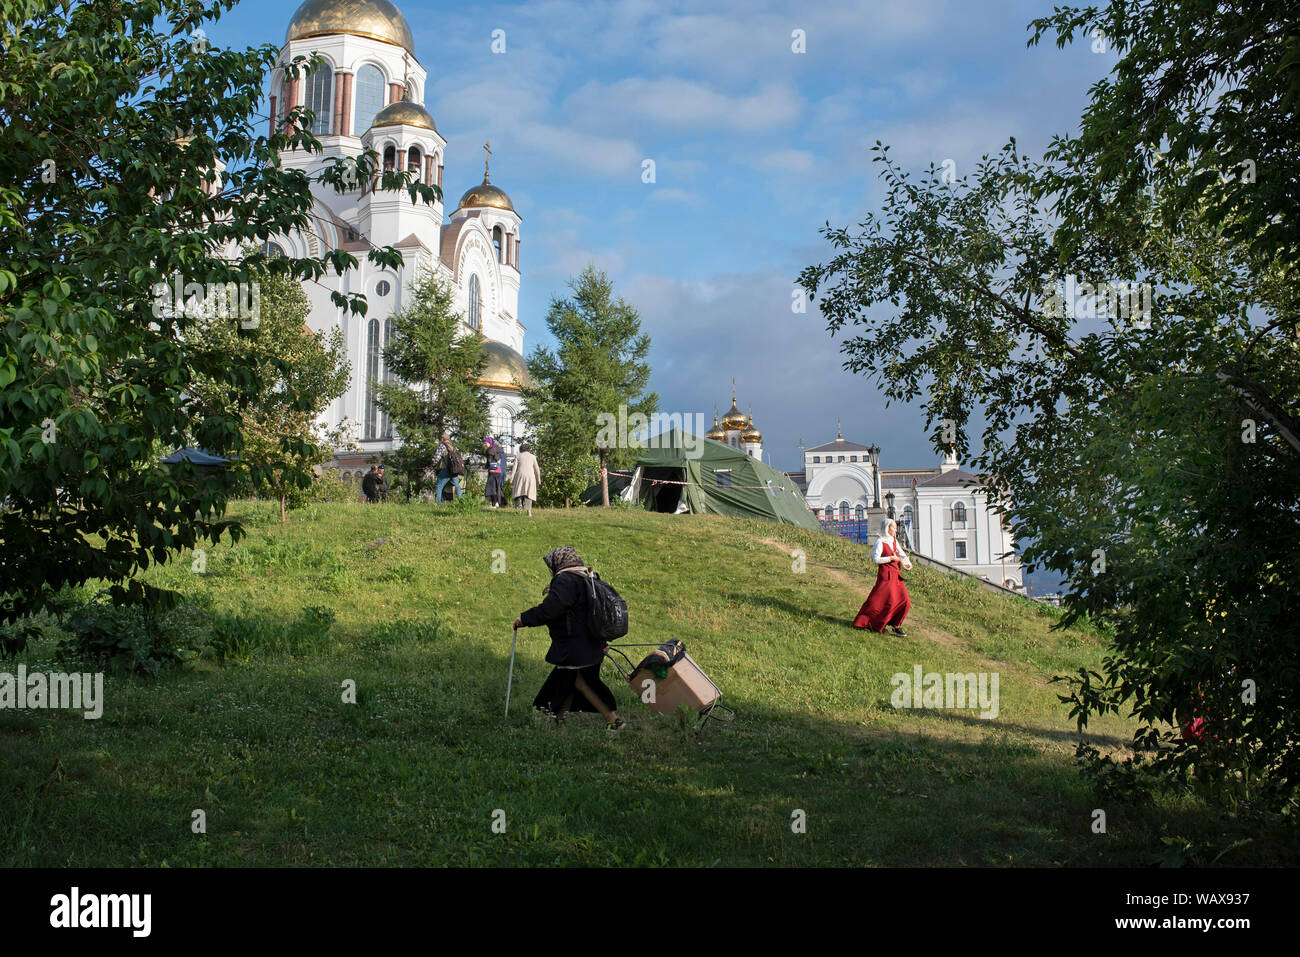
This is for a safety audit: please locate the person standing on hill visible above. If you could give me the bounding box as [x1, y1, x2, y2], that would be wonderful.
[509, 442, 540, 516]
[483, 436, 506, 508]
[853, 518, 913, 635]
[431, 432, 463, 504]
[376, 465, 390, 503]
[361, 465, 380, 503]
[513, 546, 625, 730]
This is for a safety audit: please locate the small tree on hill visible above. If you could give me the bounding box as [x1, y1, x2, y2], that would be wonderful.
[375, 273, 490, 496]
[521, 267, 657, 507]
[188, 264, 350, 519]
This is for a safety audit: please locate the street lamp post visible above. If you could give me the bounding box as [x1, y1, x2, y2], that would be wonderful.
[867, 444, 881, 508]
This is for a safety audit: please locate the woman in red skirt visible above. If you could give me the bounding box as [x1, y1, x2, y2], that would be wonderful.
[853, 518, 912, 635]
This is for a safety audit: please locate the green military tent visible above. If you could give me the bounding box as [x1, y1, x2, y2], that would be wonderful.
[618, 429, 821, 530]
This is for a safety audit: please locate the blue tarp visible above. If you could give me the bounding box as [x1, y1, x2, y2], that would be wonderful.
[161, 447, 231, 466]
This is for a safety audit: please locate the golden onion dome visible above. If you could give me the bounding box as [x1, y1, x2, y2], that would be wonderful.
[706, 411, 725, 442]
[477, 340, 532, 392]
[287, 0, 415, 54]
[721, 398, 747, 432]
[741, 413, 762, 444]
[370, 99, 437, 132]
[458, 178, 515, 212]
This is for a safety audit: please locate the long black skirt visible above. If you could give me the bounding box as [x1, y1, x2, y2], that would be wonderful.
[533, 664, 616, 715]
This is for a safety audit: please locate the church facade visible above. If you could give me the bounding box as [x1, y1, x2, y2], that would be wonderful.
[266, 0, 530, 482]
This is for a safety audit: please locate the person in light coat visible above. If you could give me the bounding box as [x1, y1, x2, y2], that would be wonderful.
[508, 442, 541, 516]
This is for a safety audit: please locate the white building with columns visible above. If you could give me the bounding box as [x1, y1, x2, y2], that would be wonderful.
[791, 427, 1023, 589]
[265, 0, 530, 481]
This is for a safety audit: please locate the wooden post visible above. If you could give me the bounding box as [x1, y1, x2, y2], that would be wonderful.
[598, 442, 609, 506]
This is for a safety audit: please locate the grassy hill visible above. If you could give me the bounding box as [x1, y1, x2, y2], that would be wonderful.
[1, 501, 1290, 866]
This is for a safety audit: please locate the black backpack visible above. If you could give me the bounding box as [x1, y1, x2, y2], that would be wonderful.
[585, 570, 629, 641]
[446, 445, 466, 476]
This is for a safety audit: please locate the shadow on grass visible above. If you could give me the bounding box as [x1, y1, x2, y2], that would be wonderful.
[729, 592, 861, 630]
[2, 623, 1294, 867]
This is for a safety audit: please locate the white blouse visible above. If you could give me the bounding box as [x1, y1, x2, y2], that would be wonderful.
[873, 535, 908, 565]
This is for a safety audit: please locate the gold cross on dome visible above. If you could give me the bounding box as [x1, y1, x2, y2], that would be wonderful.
[483, 141, 492, 181]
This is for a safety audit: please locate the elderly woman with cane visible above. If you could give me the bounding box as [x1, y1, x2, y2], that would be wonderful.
[512, 546, 626, 730]
[853, 518, 913, 635]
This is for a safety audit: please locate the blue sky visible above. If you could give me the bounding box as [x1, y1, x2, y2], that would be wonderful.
[208, 0, 1114, 473]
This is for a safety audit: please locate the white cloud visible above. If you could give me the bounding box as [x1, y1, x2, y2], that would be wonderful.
[563, 77, 803, 132]
[646, 187, 702, 204]
[751, 148, 815, 175]
[514, 121, 644, 178]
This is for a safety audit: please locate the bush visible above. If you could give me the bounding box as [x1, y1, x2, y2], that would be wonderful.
[0, 611, 63, 658]
[58, 598, 202, 676]
[209, 604, 336, 664]
[308, 470, 360, 505]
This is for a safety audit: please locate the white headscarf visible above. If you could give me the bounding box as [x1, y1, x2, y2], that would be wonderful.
[880, 518, 896, 538]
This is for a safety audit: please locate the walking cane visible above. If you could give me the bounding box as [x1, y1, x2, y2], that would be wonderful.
[505, 626, 518, 717]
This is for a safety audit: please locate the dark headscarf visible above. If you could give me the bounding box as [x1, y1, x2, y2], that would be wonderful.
[543, 546, 583, 575]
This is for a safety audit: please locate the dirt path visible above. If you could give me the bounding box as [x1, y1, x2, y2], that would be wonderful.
[757, 537, 984, 655]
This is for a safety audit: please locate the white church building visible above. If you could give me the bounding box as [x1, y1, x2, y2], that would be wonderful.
[791, 427, 1023, 589]
[265, 0, 530, 481]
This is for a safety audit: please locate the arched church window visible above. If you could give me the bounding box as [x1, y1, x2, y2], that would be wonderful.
[904, 505, 914, 526]
[493, 407, 513, 445]
[353, 65, 385, 135]
[407, 146, 422, 176]
[467, 274, 481, 331]
[839, 501, 850, 520]
[262, 241, 285, 258]
[383, 146, 395, 173]
[855, 505, 864, 520]
[306, 63, 333, 135]
[952, 502, 967, 526]
[379, 319, 394, 439]
[492, 226, 504, 262]
[365, 318, 381, 439]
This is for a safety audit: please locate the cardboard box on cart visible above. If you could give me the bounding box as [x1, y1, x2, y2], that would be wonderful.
[627, 653, 720, 716]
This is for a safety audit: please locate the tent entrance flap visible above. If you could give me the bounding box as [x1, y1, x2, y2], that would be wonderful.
[639, 467, 685, 512]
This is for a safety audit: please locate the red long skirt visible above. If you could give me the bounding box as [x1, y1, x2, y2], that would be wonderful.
[853, 562, 911, 631]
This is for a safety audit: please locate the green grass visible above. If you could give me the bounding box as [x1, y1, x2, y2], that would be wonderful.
[2, 501, 1293, 866]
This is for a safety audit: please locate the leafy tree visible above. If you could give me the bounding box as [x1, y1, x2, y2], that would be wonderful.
[375, 272, 489, 497]
[800, 143, 1298, 809]
[1029, 0, 1300, 275]
[0, 0, 437, 630]
[187, 263, 352, 519]
[520, 267, 657, 507]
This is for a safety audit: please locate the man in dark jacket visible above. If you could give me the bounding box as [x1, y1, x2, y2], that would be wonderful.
[431, 432, 461, 504]
[361, 466, 380, 503]
[513, 546, 624, 729]
[376, 465, 390, 502]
